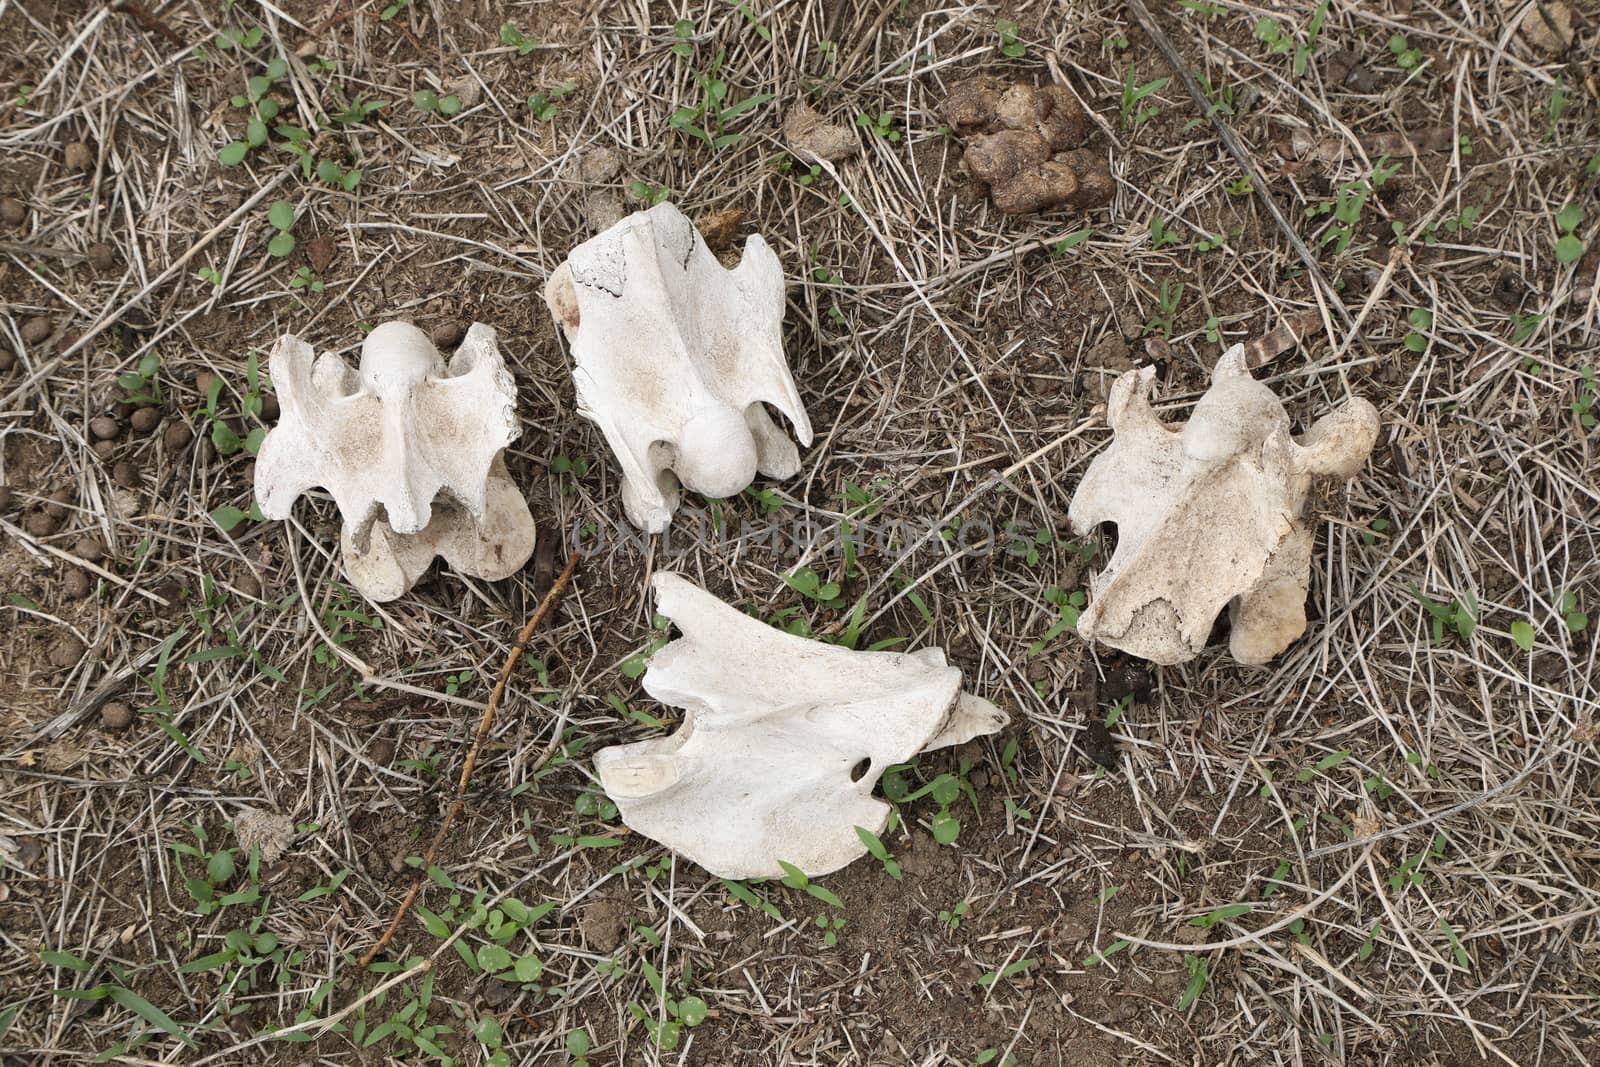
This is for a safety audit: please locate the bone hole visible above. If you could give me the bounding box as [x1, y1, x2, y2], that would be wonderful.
[1094, 521, 1118, 559]
[849, 758, 872, 783]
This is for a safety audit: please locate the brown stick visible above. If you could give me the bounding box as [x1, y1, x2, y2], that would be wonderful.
[359, 549, 582, 968]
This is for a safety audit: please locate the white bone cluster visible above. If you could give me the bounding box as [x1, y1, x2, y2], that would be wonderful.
[253, 322, 535, 601]
[544, 202, 813, 532]
[1067, 344, 1379, 665]
[593, 573, 1008, 878]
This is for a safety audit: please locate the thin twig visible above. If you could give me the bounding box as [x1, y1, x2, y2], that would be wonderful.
[358, 549, 581, 968]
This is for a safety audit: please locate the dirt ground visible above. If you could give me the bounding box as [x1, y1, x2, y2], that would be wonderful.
[2, 0, 1598, 1064]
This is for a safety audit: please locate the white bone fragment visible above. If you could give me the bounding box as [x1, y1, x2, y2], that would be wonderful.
[254, 321, 535, 601]
[1067, 343, 1379, 666]
[543, 203, 813, 532]
[593, 573, 1008, 878]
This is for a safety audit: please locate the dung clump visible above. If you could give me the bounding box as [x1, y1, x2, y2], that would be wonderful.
[941, 76, 1113, 215]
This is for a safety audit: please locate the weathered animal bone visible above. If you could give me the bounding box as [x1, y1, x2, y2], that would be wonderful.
[544, 202, 813, 532]
[254, 321, 535, 601]
[593, 573, 1008, 878]
[1067, 344, 1379, 665]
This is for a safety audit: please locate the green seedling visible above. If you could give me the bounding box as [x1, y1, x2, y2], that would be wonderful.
[855, 110, 900, 142]
[566, 1028, 592, 1066]
[1508, 311, 1545, 344]
[218, 57, 296, 166]
[629, 179, 671, 205]
[528, 80, 577, 121]
[1403, 307, 1432, 353]
[626, 959, 708, 1050]
[1120, 64, 1169, 128]
[1360, 516, 1389, 544]
[1225, 174, 1254, 196]
[412, 88, 462, 115]
[1252, 0, 1328, 76]
[671, 48, 773, 150]
[967, 1050, 1018, 1067]
[1305, 155, 1400, 255]
[313, 157, 362, 190]
[1029, 585, 1086, 655]
[500, 21, 537, 54]
[214, 25, 264, 50]
[1104, 693, 1132, 728]
[1179, 954, 1208, 1009]
[723, 878, 785, 921]
[549, 452, 590, 495]
[995, 17, 1026, 58]
[1511, 620, 1536, 651]
[575, 789, 619, 821]
[117, 352, 162, 406]
[443, 669, 473, 696]
[669, 17, 696, 57]
[1410, 584, 1477, 643]
[1196, 230, 1235, 252]
[1387, 33, 1423, 69]
[1105, 32, 1130, 50]
[978, 957, 1036, 988]
[1389, 832, 1448, 891]
[1052, 227, 1092, 255]
[785, 566, 845, 609]
[939, 899, 970, 931]
[1204, 316, 1222, 344]
[621, 613, 673, 679]
[1295, 749, 1351, 782]
[882, 767, 968, 844]
[1145, 278, 1183, 336]
[265, 201, 296, 257]
[1554, 202, 1585, 265]
[331, 96, 389, 125]
[289, 266, 323, 292]
[853, 825, 902, 880]
[814, 913, 847, 946]
[1558, 590, 1588, 632]
[1148, 215, 1180, 249]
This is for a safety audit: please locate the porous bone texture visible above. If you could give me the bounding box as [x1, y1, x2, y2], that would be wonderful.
[254, 321, 534, 601]
[544, 202, 813, 532]
[593, 573, 1008, 878]
[1067, 343, 1379, 665]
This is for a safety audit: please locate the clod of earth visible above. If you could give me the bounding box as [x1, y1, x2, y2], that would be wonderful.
[1507, 0, 1574, 53]
[100, 701, 133, 731]
[234, 807, 296, 864]
[783, 102, 859, 163]
[0, 196, 25, 224]
[129, 406, 161, 433]
[1068, 343, 1379, 666]
[20, 316, 53, 346]
[253, 321, 535, 601]
[941, 76, 1112, 215]
[63, 140, 93, 172]
[89, 415, 121, 441]
[543, 202, 813, 532]
[593, 572, 1008, 878]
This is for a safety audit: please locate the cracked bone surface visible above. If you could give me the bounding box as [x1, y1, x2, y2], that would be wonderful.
[254, 321, 535, 602]
[1067, 343, 1379, 666]
[593, 573, 1008, 878]
[543, 202, 813, 532]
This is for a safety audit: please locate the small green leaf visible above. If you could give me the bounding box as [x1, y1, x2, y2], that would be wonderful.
[218, 142, 249, 165]
[1555, 234, 1584, 264]
[107, 986, 195, 1046]
[267, 232, 296, 257]
[210, 505, 247, 532]
[268, 200, 295, 231]
[678, 996, 707, 1026]
[1555, 202, 1582, 232]
[1510, 620, 1535, 651]
[41, 950, 92, 972]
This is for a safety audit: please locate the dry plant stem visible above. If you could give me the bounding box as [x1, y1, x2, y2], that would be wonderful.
[1122, 0, 1350, 330]
[358, 549, 581, 968]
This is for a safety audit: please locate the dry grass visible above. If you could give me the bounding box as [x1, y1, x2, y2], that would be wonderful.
[1, 0, 1598, 1064]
